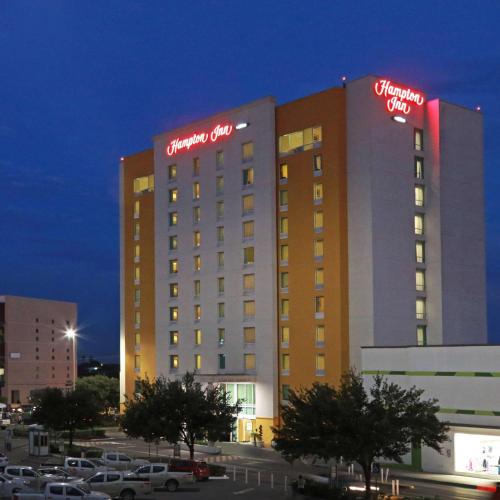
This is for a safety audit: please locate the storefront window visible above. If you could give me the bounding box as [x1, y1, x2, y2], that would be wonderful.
[455, 433, 500, 475]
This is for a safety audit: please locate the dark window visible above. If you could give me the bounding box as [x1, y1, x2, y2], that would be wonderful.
[107, 474, 121, 482]
[49, 486, 64, 495]
[152, 466, 165, 473]
[66, 487, 84, 497]
[89, 474, 104, 483]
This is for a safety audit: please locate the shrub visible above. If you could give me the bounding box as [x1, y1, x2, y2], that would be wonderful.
[207, 463, 226, 477]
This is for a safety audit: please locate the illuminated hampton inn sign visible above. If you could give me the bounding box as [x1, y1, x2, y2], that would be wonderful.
[374, 79, 425, 115]
[166, 123, 234, 157]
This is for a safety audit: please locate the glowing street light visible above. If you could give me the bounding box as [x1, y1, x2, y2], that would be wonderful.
[65, 327, 77, 389]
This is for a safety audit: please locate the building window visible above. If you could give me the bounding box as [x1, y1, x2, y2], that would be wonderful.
[134, 222, 140, 238]
[281, 298, 289, 319]
[280, 244, 289, 264]
[314, 239, 324, 259]
[134, 355, 141, 370]
[216, 200, 224, 219]
[415, 157, 424, 180]
[193, 230, 201, 248]
[216, 175, 224, 195]
[414, 214, 424, 235]
[194, 255, 201, 271]
[243, 247, 254, 265]
[134, 200, 140, 218]
[218, 353, 226, 370]
[169, 307, 178, 322]
[133, 174, 154, 193]
[193, 157, 200, 177]
[134, 244, 140, 262]
[315, 296, 324, 318]
[414, 128, 424, 151]
[170, 355, 179, 370]
[169, 211, 178, 227]
[218, 328, 225, 346]
[313, 183, 323, 203]
[218, 302, 225, 319]
[243, 300, 255, 319]
[194, 329, 202, 345]
[282, 384, 291, 401]
[280, 272, 289, 291]
[315, 268, 324, 289]
[243, 273, 255, 293]
[278, 126, 322, 155]
[194, 354, 202, 371]
[169, 259, 178, 274]
[193, 181, 200, 200]
[134, 311, 141, 327]
[315, 325, 325, 347]
[193, 206, 201, 224]
[416, 241, 425, 263]
[281, 326, 290, 347]
[244, 353, 256, 371]
[218, 277, 225, 295]
[216, 150, 224, 168]
[416, 298, 426, 320]
[194, 279, 201, 298]
[168, 188, 178, 203]
[243, 220, 254, 240]
[244, 326, 256, 344]
[313, 154, 322, 175]
[280, 217, 289, 238]
[134, 289, 141, 304]
[134, 333, 141, 346]
[279, 163, 288, 181]
[416, 270, 425, 292]
[217, 226, 225, 244]
[281, 353, 290, 374]
[417, 326, 427, 346]
[279, 190, 288, 209]
[242, 167, 254, 186]
[134, 266, 141, 283]
[314, 210, 324, 232]
[415, 186, 425, 207]
[169, 331, 179, 346]
[217, 251, 225, 268]
[242, 194, 254, 214]
[194, 304, 202, 321]
[168, 165, 177, 181]
[316, 354, 326, 375]
[242, 142, 254, 162]
[169, 283, 179, 298]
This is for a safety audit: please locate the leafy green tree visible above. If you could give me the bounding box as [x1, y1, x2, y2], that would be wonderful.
[77, 375, 119, 415]
[272, 371, 448, 499]
[122, 373, 241, 459]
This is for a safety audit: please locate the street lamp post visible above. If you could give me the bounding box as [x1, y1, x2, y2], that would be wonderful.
[65, 328, 77, 390]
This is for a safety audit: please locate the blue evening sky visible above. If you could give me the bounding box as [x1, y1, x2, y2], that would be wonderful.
[1, 1, 499, 361]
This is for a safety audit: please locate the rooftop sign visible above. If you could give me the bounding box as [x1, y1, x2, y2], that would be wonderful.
[374, 79, 424, 115]
[166, 123, 233, 157]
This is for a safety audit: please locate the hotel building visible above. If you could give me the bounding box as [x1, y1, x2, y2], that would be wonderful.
[120, 75, 487, 446]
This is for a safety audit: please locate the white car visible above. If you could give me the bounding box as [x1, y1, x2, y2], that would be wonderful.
[0, 473, 30, 495]
[13, 482, 111, 500]
[100, 453, 148, 472]
[64, 458, 113, 479]
[126, 463, 194, 491]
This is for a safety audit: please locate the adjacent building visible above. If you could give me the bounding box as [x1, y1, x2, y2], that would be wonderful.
[120, 75, 487, 448]
[0, 295, 77, 405]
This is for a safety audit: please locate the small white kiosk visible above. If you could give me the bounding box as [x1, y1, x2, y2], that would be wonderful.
[28, 424, 49, 456]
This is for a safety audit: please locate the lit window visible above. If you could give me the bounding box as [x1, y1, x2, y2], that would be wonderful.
[414, 214, 424, 235]
[170, 355, 179, 370]
[134, 244, 140, 259]
[313, 155, 322, 174]
[135, 332, 141, 345]
[169, 212, 178, 227]
[218, 277, 225, 295]
[134, 355, 141, 370]
[314, 211, 324, 232]
[134, 222, 140, 238]
[168, 165, 177, 181]
[169, 283, 178, 298]
[244, 327, 256, 344]
[218, 302, 225, 319]
[216, 200, 224, 219]
[242, 142, 254, 162]
[218, 328, 225, 346]
[281, 326, 290, 346]
[242, 194, 254, 214]
[193, 206, 201, 224]
[194, 304, 202, 321]
[415, 157, 424, 180]
[134, 200, 140, 217]
[280, 217, 288, 237]
[280, 272, 289, 290]
[169, 188, 178, 203]
[194, 255, 201, 271]
[193, 230, 201, 248]
[282, 384, 290, 401]
[315, 296, 324, 315]
[169, 307, 178, 322]
[243, 300, 255, 318]
[416, 241, 425, 263]
[315, 268, 324, 288]
[193, 182, 200, 200]
[415, 186, 424, 207]
[243, 247, 254, 265]
[244, 353, 256, 371]
[194, 280, 201, 297]
[416, 270, 425, 292]
[216, 150, 224, 168]
[316, 354, 325, 375]
[417, 326, 427, 346]
[194, 329, 202, 345]
[134, 311, 141, 326]
[194, 354, 202, 370]
[243, 220, 254, 239]
[193, 157, 200, 177]
[280, 244, 289, 263]
[134, 266, 140, 282]
[217, 226, 224, 244]
[313, 183, 323, 203]
[281, 353, 290, 372]
[279, 163, 288, 181]
[314, 239, 324, 259]
[133, 175, 154, 193]
[414, 128, 424, 151]
[242, 167, 254, 186]
[279, 190, 288, 209]
[218, 353, 226, 369]
[169, 259, 178, 274]
[216, 175, 224, 195]
[315, 325, 325, 346]
[169, 331, 178, 346]
[416, 298, 426, 320]
[243, 273, 255, 293]
[134, 288, 141, 304]
[281, 298, 289, 318]
[217, 251, 225, 268]
[278, 126, 322, 155]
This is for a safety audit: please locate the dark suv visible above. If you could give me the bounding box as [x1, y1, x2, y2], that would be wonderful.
[168, 459, 209, 481]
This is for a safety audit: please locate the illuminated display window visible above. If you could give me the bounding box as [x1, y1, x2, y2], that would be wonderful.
[454, 433, 500, 475]
[133, 175, 154, 194]
[278, 126, 322, 156]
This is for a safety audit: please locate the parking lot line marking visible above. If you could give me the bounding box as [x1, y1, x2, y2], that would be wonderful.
[233, 487, 255, 495]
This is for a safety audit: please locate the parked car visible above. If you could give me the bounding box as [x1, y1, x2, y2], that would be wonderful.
[64, 458, 113, 479]
[38, 467, 79, 481]
[13, 482, 111, 500]
[100, 453, 148, 471]
[126, 463, 194, 491]
[4, 466, 73, 488]
[82, 471, 151, 499]
[167, 459, 210, 481]
[0, 473, 30, 495]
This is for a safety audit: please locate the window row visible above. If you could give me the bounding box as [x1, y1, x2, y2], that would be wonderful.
[167, 352, 256, 371]
[279, 182, 323, 210]
[280, 296, 324, 319]
[279, 269, 324, 291]
[168, 326, 256, 347]
[169, 300, 256, 322]
[168, 222, 255, 248]
[169, 274, 255, 299]
[279, 154, 323, 181]
[280, 211, 324, 237]
[280, 325, 325, 347]
[279, 240, 324, 265]
[280, 352, 326, 376]
[168, 168, 254, 190]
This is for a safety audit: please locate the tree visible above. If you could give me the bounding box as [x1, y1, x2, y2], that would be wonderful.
[122, 372, 241, 459]
[272, 371, 449, 499]
[32, 387, 100, 448]
[77, 375, 119, 415]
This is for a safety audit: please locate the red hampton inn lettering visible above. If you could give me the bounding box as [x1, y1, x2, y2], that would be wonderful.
[166, 123, 233, 156]
[374, 79, 425, 115]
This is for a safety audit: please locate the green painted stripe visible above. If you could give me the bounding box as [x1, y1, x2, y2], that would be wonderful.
[439, 408, 500, 416]
[362, 370, 500, 378]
